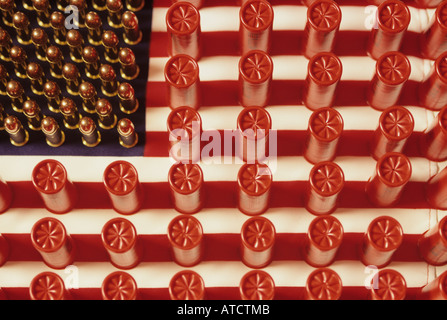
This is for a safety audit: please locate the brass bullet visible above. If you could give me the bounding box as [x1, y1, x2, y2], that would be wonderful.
[122, 11, 142, 45]
[119, 47, 139, 80]
[0, 0, 15, 27]
[0, 28, 12, 61]
[118, 118, 138, 148]
[107, 0, 124, 28]
[79, 117, 101, 147]
[126, 0, 145, 12]
[63, 63, 81, 96]
[42, 116, 65, 147]
[118, 82, 139, 114]
[13, 12, 32, 45]
[93, 0, 107, 11]
[82, 46, 100, 79]
[99, 64, 119, 97]
[31, 28, 50, 62]
[79, 81, 98, 114]
[96, 98, 117, 129]
[86, 11, 103, 46]
[67, 29, 84, 63]
[50, 11, 67, 45]
[69, 0, 87, 28]
[46, 45, 64, 79]
[60, 98, 81, 129]
[6, 80, 26, 113]
[0, 64, 8, 95]
[0, 103, 6, 130]
[102, 30, 120, 63]
[23, 100, 43, 131]
[33, 0, 52, 28]
[4, 115, 29, 146]
[26, 62, 45, 95]
[43, 81, 62, 113]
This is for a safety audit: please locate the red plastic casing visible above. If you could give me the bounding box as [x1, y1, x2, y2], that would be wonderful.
[166, 2, 201, 60]
[169, 270, 205, 300]
[422, 0, 447, 59]
[167, 215, 204, 267]
[167, 106, 202, 164]
[168, 163, 204, 214]
[103, 161, 143, 215]
[367, 0, 410, 60]
[361, 216, 403, 268]
[367, 51, 411, 111]
[0, 235, 8, 267]
[241, 216, 276, 268]
[304, 268, 343, 300]
[29, 272, 67, 300]
[365, 152, 412, 207]
[31, 217, 75, 269]
[419, 51, 447, 111]
[239, 50, 273, 108]
[101, 271, 138, 300]
[427, 167, 447, 210]
[421, 105, 447, 161]
[420, 270, 447, 300]
[303, 52, 342, 110]
[172, 0, 203, 9]
[371, 106, 414, 160]
[414, 0, 444, 8]
[237, 163, 272, 216]
[368, 269, 407, 300]
[239, 0, 274, 55]
[418, 215, 447, 266]
[239, 270, 275, 300]
[304, 107, 343, 164]
[32, 160, 77, 214]
[0, 178, 12, 213]
[101, 218, 141, 269]
[303, 0, 341, 59]
[165, 54, 200, 110]
[237, 106, 272, 163]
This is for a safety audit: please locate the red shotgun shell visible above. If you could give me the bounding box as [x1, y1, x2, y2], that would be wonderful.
[419, 51, 447, 111]
[303, 52, 342, 110]
[239, 0, 274, 55]
[367, 51, 411, 111]
[427, 167, 447, 209]
[103, 161, 143, 215]
[365, 152, 411, 207]
[422, 0, 447, 59]
[418, 215, 447, 266]
[29, 272, 67, 300]
[241, 216, 276, 268]
[102, 218, 141, 269]
[303, 0, 341, 59]
[367, 0, 410, 60]
[371, 106, 414, 160]
[101, 271, 138, 300]
[172, 0, 203, 9]
[240, 270, 275, 300]
[237, 163, 272, 216]
[237, 106, 272, 163]
[414, 0, 443, 8]
[361, 216, 403, 268]
[239, 50, 273, 108]
[169, 270, 205, 300]
[0, 177, 12, 213]
[369, 269, 407, 300]
[167, 215, 204, 267]
[31, 217, 75, 269]
[421, 105, 447, 161]
[420, 270, 447, 300]
[304, 268, 342, 300]
[32, 160, 77, 214]
[304, 107, 343, 164]
[166, 2, 201, 60]
[167, 106, 202, 164]
[305, 215, 343, 267]
[168, 163, 204, 214]
[165, 54, 200, 110]
[306, 162, 344, 216]
[0, 234, 8, 267]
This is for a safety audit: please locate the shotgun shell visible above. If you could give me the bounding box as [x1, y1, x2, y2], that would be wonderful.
[0, 178, 12, 214]
[414, 0, 443, 8]
[32, 160, 77, 214]
[103, 161, 143, 215]
[241, 216, 276, 268]
[166, 2, 201, 60]
[365, 152, 411, 207]
[239, 0, 274, 54]
[418, 215, 447, 266]
[420, 270, 447, 300]
[31, 217, 75, 269]
[172, 0, 202, 9]
[427, 166, 447, 209]
[304, 0, 341, 59]
[422, 0, 447, 59]
[367, 51, 411, 110]
[30, 272, 67, 300]
[169, 270, 205, 300]
[371, 106, 414, 160]
[167, 106, 202, 163]
[368, 269, 407, 300]
[304, 268, 342, 300]
[165, 54, 200, 110]
[304, 107, 343, 164]
[168, 215, 204, 267]
[239, 50, 273, 108]
[361, 216, 403, 268]
[168, 163, 204, 214]
[102, 218, 141, 269]
[237, 163, 272, 216]
[240, 270, 275, 300]
[367, 0, 410, 60]
[303, 52, 342, 110]
[101, 271, 138, 300]
[421, 105, 447, 161]
[419, 51, 447, 111]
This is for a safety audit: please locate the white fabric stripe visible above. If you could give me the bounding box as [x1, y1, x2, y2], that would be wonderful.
[148, 55, 427, 82]
[151, 6, 429, 33]
[0, 156, 433, 182]
[0, 207, 430, 235]
[0, 261, 429, 288]
[146, 106, 431, 132]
